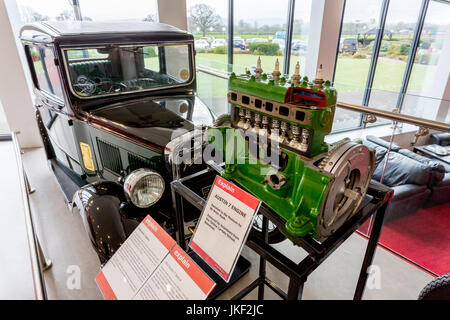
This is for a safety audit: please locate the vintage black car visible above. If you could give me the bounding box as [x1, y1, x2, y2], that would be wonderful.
[20, 21, 216, 263]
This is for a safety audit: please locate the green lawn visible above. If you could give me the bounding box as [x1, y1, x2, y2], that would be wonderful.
[196, 52, 307, 99]
[196, 53, 436, 99]
[334, 57, 435, 94]
[196, 53, 287, 100]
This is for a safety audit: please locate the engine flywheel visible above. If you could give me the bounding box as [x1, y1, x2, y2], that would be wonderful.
[317, 142, 376, 241]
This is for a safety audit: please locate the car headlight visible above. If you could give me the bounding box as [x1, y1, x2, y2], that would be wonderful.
[123, 169, 165, 208]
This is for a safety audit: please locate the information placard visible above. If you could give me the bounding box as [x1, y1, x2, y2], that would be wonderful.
[95, 215, 215, 300]
[189, 176, 261, 282]
[133, 245, 215, 300]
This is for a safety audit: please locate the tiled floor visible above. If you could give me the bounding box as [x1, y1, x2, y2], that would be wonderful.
[21, 147, 434, 300]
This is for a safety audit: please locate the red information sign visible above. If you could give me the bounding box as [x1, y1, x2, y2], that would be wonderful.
[96, 215, 215, 300]
[190, 176, 261, 282]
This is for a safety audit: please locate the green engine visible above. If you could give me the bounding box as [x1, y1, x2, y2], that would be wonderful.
[208, 59, 376, 241]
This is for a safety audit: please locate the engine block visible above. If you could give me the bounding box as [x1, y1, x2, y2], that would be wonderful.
[207, 60, 375, 241]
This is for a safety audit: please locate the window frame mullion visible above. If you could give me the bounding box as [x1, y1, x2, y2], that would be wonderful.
[284, 0, 296, 76]
[395, 0, 430, 112]
[359, 0, 390, 129]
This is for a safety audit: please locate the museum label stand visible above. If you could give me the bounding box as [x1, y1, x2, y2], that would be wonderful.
[170, 161, 393, 300]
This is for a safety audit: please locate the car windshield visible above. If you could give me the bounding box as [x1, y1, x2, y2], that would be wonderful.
[64, 43, 193, 98]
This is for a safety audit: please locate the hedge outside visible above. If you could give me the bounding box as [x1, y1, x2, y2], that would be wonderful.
[247, 42, 282, 56]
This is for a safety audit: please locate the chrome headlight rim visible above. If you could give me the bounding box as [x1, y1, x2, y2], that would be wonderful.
[123, 168, 165, 209]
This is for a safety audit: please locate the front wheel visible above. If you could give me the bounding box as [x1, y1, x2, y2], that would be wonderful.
[418, 273, 450, 300]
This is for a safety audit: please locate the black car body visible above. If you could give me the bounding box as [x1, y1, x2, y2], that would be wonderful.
[20, 21, 215, 262]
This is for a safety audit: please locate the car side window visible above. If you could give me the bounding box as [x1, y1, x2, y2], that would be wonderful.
[28, 45, 64, 100]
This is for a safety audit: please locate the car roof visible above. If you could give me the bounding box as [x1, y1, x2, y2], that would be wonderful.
[20, 21, 193, 45]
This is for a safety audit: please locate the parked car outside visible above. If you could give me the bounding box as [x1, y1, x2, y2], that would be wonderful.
[339, 38, 358, 53]
[20, 21, 215, 263]
[233, 37, 246, 50]
[292, 40, 307, 51]
[211, 38, 227, 48]
[271, 38, 285, 51]
[195, 39, 210, 50]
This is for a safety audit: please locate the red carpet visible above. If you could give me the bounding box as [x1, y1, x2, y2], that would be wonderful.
[358, 218, 372, 236]
[377, 202, 450, 276]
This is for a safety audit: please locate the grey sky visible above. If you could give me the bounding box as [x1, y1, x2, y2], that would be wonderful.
[16, 0, 159, 21]
[16, 0, 450, 25]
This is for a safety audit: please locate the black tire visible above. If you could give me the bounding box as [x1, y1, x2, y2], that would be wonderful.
[250, 214, 286, 244]
[418, 273, 450, 300]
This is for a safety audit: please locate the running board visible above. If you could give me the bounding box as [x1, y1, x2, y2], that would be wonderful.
[48, 159, 85, 205]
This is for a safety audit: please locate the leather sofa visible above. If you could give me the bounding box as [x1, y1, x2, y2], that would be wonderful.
[362, 135, 449, 222]
[429, 132, 450, 146]
[425, 133, 450, 205]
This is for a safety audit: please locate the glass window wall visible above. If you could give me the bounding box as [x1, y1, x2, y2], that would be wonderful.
[233, 0, 289, 74]
[333, 0, 382, 130]
[368, 0, 423, 113]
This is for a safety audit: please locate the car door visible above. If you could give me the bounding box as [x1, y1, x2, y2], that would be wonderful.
[26, 44, 84, 178]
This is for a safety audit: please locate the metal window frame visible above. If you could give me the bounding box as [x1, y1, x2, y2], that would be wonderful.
[332, 0, 347, 84]
[228, 0, 234, 72]
[357, 0, 391, 127]
[357, 0, 390, 127]
[284, 0, 296, 76]
[361, 0, 390, 107]
[72, 0, 83, 21]
[395, 0, 430, 112]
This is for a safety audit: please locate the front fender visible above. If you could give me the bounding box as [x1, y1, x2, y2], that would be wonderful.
[72, 181, 131, 263]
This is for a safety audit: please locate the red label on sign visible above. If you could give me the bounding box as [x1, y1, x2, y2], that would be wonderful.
[169, 245, 216, 296]
[214, 176, 260, 210]
[190, 240, 228, 280]
[143, 215, 176, 251]
[96, 271, 117, 300]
